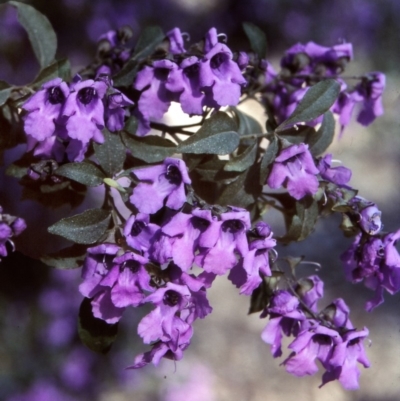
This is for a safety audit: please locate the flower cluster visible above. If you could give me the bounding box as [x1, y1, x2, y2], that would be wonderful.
[261, 279, 370, 390]
[79, 158, 277, 366]
[22, 76, 133, 162]
[0, 206, 26, 259]
[259, 41, 385, 133]
[133, 28, 246, 135]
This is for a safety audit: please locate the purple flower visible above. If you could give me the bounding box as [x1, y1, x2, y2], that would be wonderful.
[317, 154, 352, 186]
[195, 208, 251, 275]
[166, 56, 204, 115]
[322, 327, 370, 390]
[137, 282, 192, 344]
[261, 290, 305, 357]
[296, 275, 324, 313]
[267, 143, 319, 200]
[0, 206, 26, 258]
[283, 323, 342, 377]
[151, 209, 215, 271]
[167, 27, 186, 54]
[341, 230, 400, 311]
[355, 72, 385, 126]
[62, 78, 107, 161]
[130, 158, 191, 214]
[133, 60, 183, 136]
[23, 78, 69, 161]
[123, 213, 159, 253]
[228, 221, 276, 295]
[104, 89, 134, 132]
[80, 244, 152, 323]
[199, 43, 246, 107]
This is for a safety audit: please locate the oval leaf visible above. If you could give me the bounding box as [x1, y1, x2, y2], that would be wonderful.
[41, 244, 87, 269]
[178, 112, 239, 155]
[224, 141, 257, 172]
[121, 132, 176, 163]
[10, 1, 57, 68]
[259, 135, 279, 185]
[308, 111, 336, 156]
[0, 81, 12, 107]
[32, 58, 71, 88]
[48, 209, 111, 244]
[243, 22, 267, 59]
[276, 79, 340, 131]
[93, 130, 126, 176]
[55, 162, 105, 187]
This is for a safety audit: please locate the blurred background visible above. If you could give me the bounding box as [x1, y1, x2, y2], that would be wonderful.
[0, 0, 400, 400]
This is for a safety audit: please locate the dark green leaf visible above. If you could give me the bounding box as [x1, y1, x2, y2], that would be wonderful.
[55, 162, 105, 187]
[259, 135, 279, 185]
[10, 1, 57, 68]
[113, 26, 164, 87]
[31, 59, 71, 89]
[121, 132, 176, 163]
[276, 79, 341, 131]
[308, 111, 336, 156]
[93, 130, 126, 176]
[243, 22, 267, 59]
[218, 164, 262, 208]
[0, 81, 12, 107]
[41, 244, 87, 269]
[224, 141, 257, 172]
[124, 116, 138, 135]
[78, 297, 118, 354]
[48, 208, 111, 244]
[178, 112, 239, 155]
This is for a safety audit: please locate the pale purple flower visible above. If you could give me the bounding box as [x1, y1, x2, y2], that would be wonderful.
[62, 78, 107, 161]
[130, 158, 191, 214]
[123, 213, 159, 252]
[167, 27, 186, 54]
[0, 206, 26, 258]
[151, 209, 215, 271]
[195, 208, 251, 275]
[228, 221, 276, 295]
[134, 60, 183, 136]
[199, 43, 246, 107]
[267, 143, 319, 200]
[283, 323, 342, 377]
[322, 327, 370, 390]
[317, 154, 352, 186]
[261, 290, 305, 357]
[355, 72, 385, 126]
[296, 275, 324, 313]
[104, 89, 134, 131]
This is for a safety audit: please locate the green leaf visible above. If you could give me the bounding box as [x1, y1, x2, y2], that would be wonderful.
[308, 111, 336, 156]
[0, 81, 12, 107]
[31, 58, 71, 88]
[48, 208, 111, 244]
[41, 244, 87, 269]
[113, 26, 164, 87]
[55, 162, 105, 187]
[9, 1, 57, 68]
[177, 112, 239, 155]
[276, 79, 341, 131]
[78, 297, 118, 354]
[243, 22, 267, 59]
[93, 130, 126, 176]
[259, 135, 279, 185]
[121, 132, 176, 163]
[224, 141, 257, 172]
